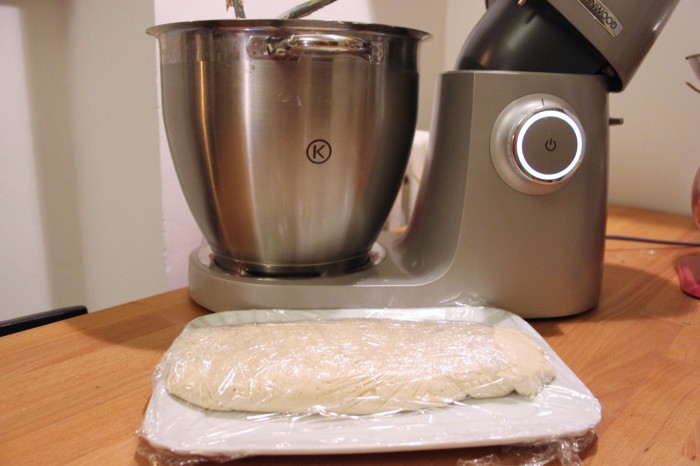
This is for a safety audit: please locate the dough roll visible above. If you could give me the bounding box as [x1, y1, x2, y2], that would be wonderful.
[162, 319, 555, 415]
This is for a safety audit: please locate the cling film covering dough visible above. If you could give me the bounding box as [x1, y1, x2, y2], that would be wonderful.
[159, 318, 555, 416]
[139, 308, 601, 465]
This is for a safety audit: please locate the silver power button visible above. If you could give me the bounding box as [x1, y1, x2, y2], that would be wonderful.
[514, 109, 584, 182]
[491, 94, 586, 195]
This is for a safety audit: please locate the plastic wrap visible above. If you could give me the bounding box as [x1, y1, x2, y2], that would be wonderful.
[162, 319, 555, 416]
[138, 307, 600, 464]
[457, 430, 597, 466]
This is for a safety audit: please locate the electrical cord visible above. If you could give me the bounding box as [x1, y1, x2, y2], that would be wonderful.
[606, 234, 700, 248]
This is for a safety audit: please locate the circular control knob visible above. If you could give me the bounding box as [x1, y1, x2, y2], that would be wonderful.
[491, 94, 586, 195]
[514, 109, 583, 181]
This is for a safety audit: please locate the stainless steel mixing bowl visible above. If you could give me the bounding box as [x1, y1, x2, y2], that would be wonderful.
[148, 20, 428, 276]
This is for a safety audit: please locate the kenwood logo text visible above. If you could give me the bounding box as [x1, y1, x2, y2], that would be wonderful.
[577, 0, 623, 37]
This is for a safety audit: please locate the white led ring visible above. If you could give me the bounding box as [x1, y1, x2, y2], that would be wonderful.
[514, 110, 584, 182]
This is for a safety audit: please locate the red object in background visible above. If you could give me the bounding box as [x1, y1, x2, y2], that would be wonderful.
[677, 254, 700, 299]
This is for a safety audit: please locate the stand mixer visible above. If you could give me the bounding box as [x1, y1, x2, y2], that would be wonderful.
[149, 0, 679, 318]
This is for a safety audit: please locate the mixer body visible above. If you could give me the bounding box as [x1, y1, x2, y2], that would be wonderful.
[152, 0, 679, 318]
[190, 70, 609, 318]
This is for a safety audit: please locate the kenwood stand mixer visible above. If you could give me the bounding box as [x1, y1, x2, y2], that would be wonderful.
[149, 0, 679, 318]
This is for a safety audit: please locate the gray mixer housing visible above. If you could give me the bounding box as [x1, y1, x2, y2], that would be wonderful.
[546, 0, 679, 90]
[191, 70, 609, 318]
[189, 0, 681, 317]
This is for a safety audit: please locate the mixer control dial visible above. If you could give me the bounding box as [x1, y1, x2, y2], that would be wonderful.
[514, 109, 583, 182]
[491, 95, 586, 195]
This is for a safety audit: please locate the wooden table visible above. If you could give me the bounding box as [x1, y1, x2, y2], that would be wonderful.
[2, 205, 699, 465]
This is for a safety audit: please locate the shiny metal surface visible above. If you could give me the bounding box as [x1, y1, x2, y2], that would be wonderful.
[490, 94, 586, 195]
[189, 71, 610, 318]
[278, 0, 339, 19]
[458, 0, 609, 78]
[149, 20, 428, 276]
[476, 0, 679, 91]
[228, 0, 246, 19]
[546, 0, 680, 90]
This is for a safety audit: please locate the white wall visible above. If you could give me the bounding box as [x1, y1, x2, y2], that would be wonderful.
[1, 0, 165, 321]
[1, 0, 698, 320]
[0, 4, 53, 319]
[65, 1, 167, 312]
[608, 0, 700, 214]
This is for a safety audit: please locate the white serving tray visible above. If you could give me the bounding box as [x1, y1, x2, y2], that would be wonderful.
[140, 307, 601, 460]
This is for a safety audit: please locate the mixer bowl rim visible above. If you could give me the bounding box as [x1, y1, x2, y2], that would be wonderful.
[146, 19, 431, 40]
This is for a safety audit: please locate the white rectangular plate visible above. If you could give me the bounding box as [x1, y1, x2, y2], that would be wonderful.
[140, 307, 601, 459]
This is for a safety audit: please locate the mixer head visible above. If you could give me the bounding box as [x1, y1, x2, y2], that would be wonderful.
[458, 0, 680, 91]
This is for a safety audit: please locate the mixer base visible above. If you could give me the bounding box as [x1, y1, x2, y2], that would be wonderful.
[205, 243, 387, 279]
